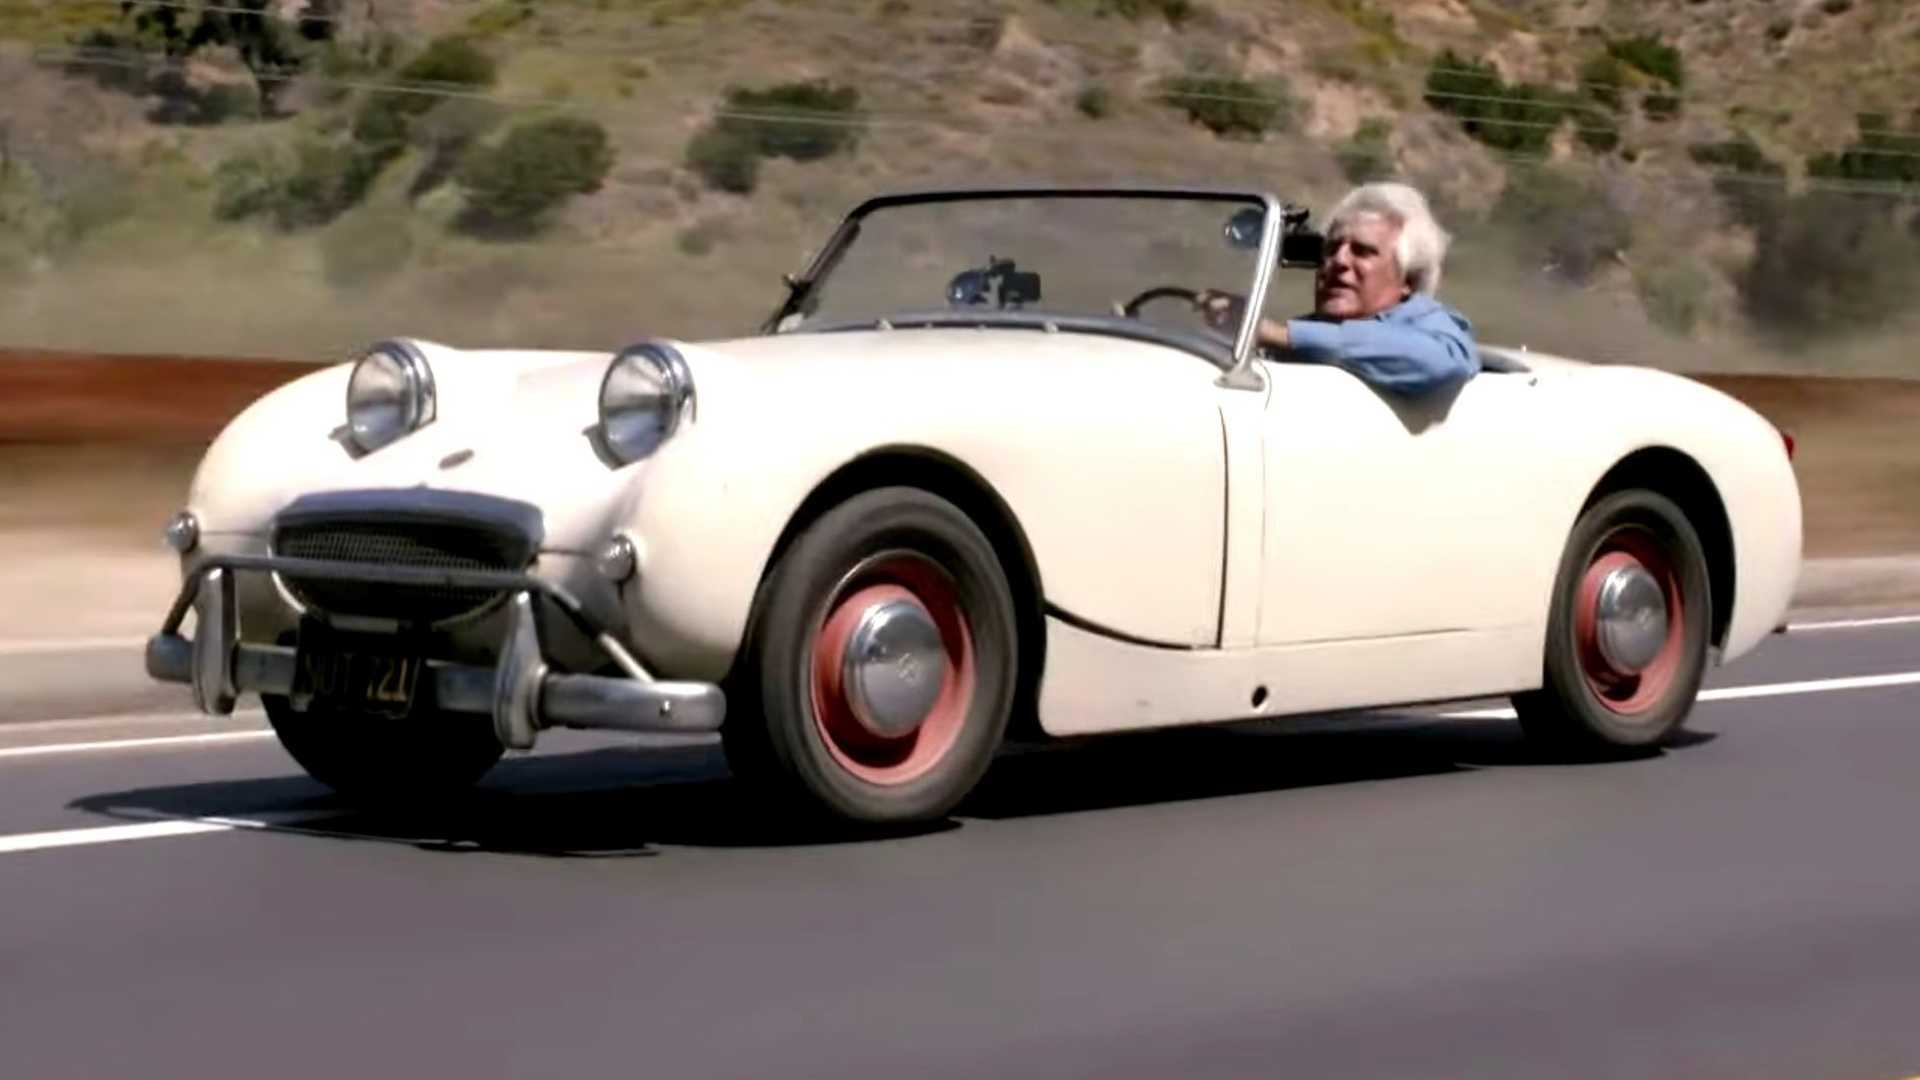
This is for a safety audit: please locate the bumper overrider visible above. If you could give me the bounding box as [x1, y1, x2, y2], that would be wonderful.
[146, 552, 726, 750]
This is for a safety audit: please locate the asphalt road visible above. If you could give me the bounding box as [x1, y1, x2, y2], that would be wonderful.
[2, 618, 1919, 1079]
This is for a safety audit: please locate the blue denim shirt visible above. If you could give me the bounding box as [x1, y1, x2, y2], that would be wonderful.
[1283, 293, 1480, 396]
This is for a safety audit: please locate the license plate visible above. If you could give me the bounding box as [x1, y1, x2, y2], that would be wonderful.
[292, 628, 425, 718]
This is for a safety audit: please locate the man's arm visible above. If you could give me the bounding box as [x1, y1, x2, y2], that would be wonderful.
[1275, 308, 1479, 396]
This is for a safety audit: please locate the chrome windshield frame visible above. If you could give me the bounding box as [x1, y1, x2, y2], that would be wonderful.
[763, 185, 1289, 384]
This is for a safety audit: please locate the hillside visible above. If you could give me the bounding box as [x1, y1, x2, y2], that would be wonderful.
[1, 0, 1917, 373]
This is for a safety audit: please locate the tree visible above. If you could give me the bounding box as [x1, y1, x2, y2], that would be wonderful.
[119, 0, 336, 116]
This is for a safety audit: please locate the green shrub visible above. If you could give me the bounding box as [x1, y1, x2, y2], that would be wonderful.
[1739, 191, 1920, 338]
[407, 97, 505, 198]
[1336, 117, 1395, 182]
[1492, 164, 1633, 284]
[457, 115, 614, 231]
[1423, 50, 1565, 155]
[60, 28, 150, 94]
[1571, 104, 1621, 152]
[1095, 0, 1193, 24]
[351, 93, 412, 156]
[724, 81, 864, 161]
[1578, 53, 1627, 112]
[1636, 260, 1713, 335]
[1805, 113, 1920, 187]
[195, 83, 261, 124]
[1689, 135, 1783, 175]
[684, 125, 759, 194]
[1076, 83, 1112, 119]
[1642, 93, 1681, 122]
[1607, 33, 1685, 88]
[211, 144, 289, 222]
[277, 138, 384, 228]
[1159, 73, 1292, 139]
[1691, 134, 1788, 224]
[466, 1, 534, 37]
[684, 81, 865, 193]
[397, 35, 497, 90]
[210, 137, 381, 229]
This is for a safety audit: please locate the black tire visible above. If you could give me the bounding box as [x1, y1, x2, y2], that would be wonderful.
[262, 694, 504, 804]
[1512, 489, 1712, 754]
[723, 487, 1019, 825]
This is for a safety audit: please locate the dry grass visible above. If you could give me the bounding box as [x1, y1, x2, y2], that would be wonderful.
[5, 2, 1920, 371]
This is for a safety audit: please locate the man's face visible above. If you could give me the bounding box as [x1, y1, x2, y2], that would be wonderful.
[1314, 213, 1411, 320]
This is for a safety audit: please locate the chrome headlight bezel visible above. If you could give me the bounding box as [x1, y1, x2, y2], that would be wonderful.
[345, 339, 436, 455]
[597, 341, 695, 465]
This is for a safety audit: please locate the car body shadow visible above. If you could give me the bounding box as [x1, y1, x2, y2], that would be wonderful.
[67, 712, 1716, 859]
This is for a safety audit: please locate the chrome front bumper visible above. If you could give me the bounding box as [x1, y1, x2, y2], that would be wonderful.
[146, 554, 725, 750]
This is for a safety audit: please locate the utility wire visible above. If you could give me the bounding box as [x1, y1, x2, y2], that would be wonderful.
[20, 45, 1920, 195]
[13, 0, 1920, 139]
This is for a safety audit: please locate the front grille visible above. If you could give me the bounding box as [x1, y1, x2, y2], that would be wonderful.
[269, 491, 544, 626]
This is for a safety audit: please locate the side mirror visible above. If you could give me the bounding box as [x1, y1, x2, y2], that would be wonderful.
[1223, 206, 1264, 250]
[947, 269, 990, 307]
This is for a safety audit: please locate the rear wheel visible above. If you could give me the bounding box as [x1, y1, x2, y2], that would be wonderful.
[723, 487, 1018, 824]
[1512, 489, 1712, 753]
[262, 694, 504, 804]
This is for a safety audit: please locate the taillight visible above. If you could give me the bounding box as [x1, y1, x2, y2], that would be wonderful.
[1779, 427, 1796, 461]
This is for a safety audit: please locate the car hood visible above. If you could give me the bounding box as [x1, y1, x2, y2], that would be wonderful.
[185, 326, 1224, 551]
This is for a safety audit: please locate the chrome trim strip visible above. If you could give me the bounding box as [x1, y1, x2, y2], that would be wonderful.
[192, 568, 237, 715]
[1043, 602, 1202, 652]
[148, 636, 726, 737]
[1232, 193, 1285, 367]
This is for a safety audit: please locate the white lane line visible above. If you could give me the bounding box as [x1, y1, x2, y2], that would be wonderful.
[1442, 669, 1920, 720]
[0, 815, 280, 855]
[0, 811, 376, 856]
[1786, 613, 1920, 632]
[0, 729, 274, 761]
[0, 635, 148, 657]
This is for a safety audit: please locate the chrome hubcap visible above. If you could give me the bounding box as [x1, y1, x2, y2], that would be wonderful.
[842, 599, 945, 738]
[1594, 563, 1668, 674]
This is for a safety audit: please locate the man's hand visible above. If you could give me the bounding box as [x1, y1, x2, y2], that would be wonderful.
[1195, 289, 1289, 349]
[1194, 289, 1246, 333]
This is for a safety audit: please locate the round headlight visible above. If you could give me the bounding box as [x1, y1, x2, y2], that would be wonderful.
[598, 342, 694, 464]
[346, 340, 435, 454]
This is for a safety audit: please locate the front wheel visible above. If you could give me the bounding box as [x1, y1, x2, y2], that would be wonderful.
[723, 487, 1018, 825]
[1512, 489, 1712, 753]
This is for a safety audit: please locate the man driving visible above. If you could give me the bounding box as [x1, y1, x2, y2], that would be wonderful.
[1198, 182, 1479, 397]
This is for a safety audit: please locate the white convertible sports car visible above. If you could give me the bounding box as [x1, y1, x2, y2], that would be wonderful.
[146, 186, 1803, 823]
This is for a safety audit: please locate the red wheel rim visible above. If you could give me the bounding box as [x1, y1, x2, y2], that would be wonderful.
[808, 553, 976, 786]
[1572, 526, 1685, 717]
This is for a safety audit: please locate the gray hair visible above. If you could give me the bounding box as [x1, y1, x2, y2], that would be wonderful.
[1324, 182, 1452, 295]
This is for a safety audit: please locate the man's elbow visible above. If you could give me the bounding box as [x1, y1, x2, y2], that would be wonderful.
[1405, 343, 1477, 396]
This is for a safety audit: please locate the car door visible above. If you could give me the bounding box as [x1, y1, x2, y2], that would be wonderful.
[1252, 359, 1561, 646]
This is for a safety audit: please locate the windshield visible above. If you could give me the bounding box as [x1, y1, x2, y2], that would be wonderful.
[773, 192, 1275, 362]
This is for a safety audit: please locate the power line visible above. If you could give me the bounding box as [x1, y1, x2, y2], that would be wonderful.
[39, 37, 1920, 171]
[16, 0, 1920, 140]
[26, 0, 1920, 113]
[22, 42, 1920, 196]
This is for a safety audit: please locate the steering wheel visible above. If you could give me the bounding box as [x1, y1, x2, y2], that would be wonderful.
[1118, 285, 1202, 319]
